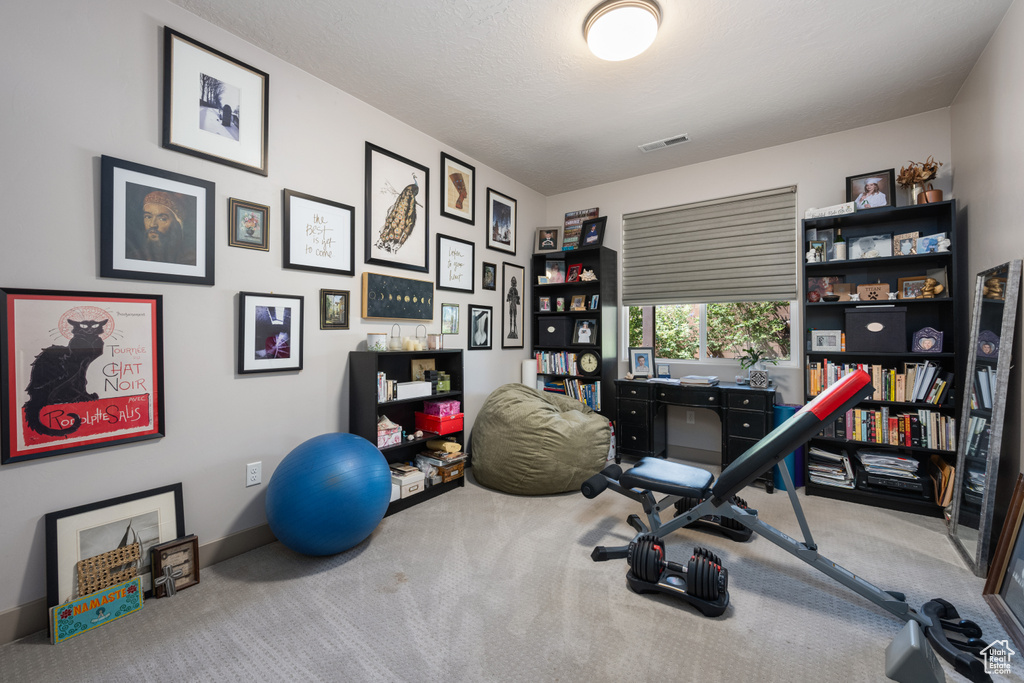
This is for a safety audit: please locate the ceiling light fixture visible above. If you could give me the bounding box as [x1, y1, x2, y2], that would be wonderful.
[584, 0, 661, 62]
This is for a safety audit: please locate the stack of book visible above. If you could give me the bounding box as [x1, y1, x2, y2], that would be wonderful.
[854, 450, 924, 493]
[807, 446, 854, 489]
[679, 375, 719, 386]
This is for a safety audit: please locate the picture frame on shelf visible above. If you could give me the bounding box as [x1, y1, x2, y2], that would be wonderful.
[911, 327, 943, 353]
[410, 358, 436, 382]
[807, 276, 844, 301]
[894, 232, 920, 256]
[439, 152, 475, 225]
[436, 233, 474, 293]
[283, 189, 355, 276]
[566, 263, 583, 283]
[562, 207, 597, 251]
[468, 304, 492, 350]
[555, 298, 565, 312]
[365, 142, 430, 273]
[441, 303, 459, 334]
[539, 297, 551, 312]
[228, 198, 269, 251]
[545, 260, 566, 284]
[849, 233, 893, 260]
[846, 169, 895, 210]
[580, 216, 607, 248]
[1, 288, 165, 465]
[983, 473, 1024, 651]
[319, 289, 350, 330]
[486, 188, 516, 255]
[501, 262, 525, 349]
[570, 295, 586, 311]
[656, 363, 671, 379]
[482, 262, 497, 291]
[100, 155, 215, 285]
[811, 329, 843, 352]
[808, 240, 827, 263]
[536, 227, 561, 253]
[629, 347, 654, 377]
[237, 291, 304, 374]
[150, 534, 200, 598]
[45, 483, 185, 608]
[898, 276, 929, 299]
[589, 294, 600, 310]
[978, 330, 1000, 359]
[572, 319, 597, 345]
[917, 233, 947, 254]
[816, 229, 835, 261]
[162, 27, 269, 176]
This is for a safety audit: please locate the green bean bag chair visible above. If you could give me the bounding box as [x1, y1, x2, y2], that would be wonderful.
[471, 383, 611, 495]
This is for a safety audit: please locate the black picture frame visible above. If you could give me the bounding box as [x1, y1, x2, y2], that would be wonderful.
[365, 142, 430, 273]
[320, 289, 350, 330]
[237, 291, 304, 374]
[486, 188, 517, 255]
[1, 288, 166, 465]
[984, 473, 1024, 651]
[440, 152, 475, 225]
[572, 318, 598, 345]
[846, 169, 896, 210]
[482, 262, 497, 291]
[45, 483, 185, 609]
[501, 262, 525, 349]
[162, 27, 269, 176]
[282, 189, 355, 276]
[228, 198, 270, 251]
[468, 304, 493, 350]
[436, 233, 475, 293]
[100, 155, 215, 285]
[580, 216, 607, 248]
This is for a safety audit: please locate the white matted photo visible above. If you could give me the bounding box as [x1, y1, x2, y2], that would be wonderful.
[849, 234, 893, 260]
[237, 292, 304, 374]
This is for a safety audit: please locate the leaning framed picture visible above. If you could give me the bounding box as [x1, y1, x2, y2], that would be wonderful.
[365, 142, 430, 273]
[441, 303, 460, 334]
[501, 262, 525, 349]
[319, 289, 350, 330]
[101, 155, 215, 285]
[846, 169, 895, 210]
[228, 198, 269, 251]
[1, 288, 165, 465]
[468, 304, 493, 350]
[629, 347, 654, 378]
[984, 474, 1024, 651]
[237, 291, 304, 374]
[162, 27, 269, 176]
[898, 276, 929, 300]
[44, 483, 185, 608]
[436, 233, 474, 293]
[486, 188, 517, 255]
[283, 189, 355, 276]
[580, 216, 607, 248]
[150, 534, 200, 598]
[440, 151, 475, 225]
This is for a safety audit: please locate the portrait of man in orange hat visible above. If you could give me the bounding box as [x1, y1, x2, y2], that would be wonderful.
[124, 184, 197, 265]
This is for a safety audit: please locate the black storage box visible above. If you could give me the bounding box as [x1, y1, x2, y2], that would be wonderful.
[538, 316, 571, 346]
[844, 306, 906, 353]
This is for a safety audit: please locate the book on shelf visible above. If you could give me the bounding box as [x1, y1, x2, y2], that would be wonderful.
[679, 375, 719, 385]
[818, 407, 956, 451]
[807, 359, 951, 405]
[808, 446, 855, 489]
[929, 453, 955, 507]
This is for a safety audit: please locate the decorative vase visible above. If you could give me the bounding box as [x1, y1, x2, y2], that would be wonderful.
[367, 333, 387, 351]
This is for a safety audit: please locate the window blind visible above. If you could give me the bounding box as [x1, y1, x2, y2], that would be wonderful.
[621, 186, 797, 306]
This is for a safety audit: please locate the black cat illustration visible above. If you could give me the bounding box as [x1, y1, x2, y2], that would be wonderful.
[23, 318, 107, 437]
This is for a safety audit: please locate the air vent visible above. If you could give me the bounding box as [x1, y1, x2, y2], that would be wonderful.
[638, 134, 690, 153]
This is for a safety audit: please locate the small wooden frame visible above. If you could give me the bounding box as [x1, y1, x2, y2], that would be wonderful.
[150, 534, 199, 598]
[898, 276, 929, 299]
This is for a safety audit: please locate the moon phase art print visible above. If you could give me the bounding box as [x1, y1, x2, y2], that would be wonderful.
[361, 272, 433, 322]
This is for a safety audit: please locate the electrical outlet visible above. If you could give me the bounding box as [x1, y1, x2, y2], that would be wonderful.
[246, 462, 261, 487]
[686, 410, 695, 424]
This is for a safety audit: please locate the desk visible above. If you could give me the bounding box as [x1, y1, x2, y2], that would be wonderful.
[615, 380, 776, 467]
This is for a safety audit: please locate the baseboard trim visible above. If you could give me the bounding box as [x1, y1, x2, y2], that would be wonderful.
[0, 523, 276, 646]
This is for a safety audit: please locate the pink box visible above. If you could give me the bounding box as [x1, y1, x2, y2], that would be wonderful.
[377, 426, 402, 449]
[422, 399, 461, 417]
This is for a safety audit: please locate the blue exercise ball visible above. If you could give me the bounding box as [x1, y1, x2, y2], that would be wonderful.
[266, 433, 392, 556]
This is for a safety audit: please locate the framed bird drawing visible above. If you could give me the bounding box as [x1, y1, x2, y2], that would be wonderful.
[365, 143, 430, 273]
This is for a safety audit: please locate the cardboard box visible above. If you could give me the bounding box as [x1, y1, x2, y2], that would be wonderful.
[390, 465, 425, 499]
[396, 381, 432, 400]
[845, 306, 906, 353]
[377, 425, 402, 448]
[415, 411, 464, 436]
[423, 399, 461, 417]
[437, 461, 465, 482]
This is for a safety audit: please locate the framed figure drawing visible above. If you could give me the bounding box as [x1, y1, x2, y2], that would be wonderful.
[468, 304, 492, 350]
[162, 27, 269, 176]
[365, 143, 430, 273]
[501, 262, 525, 349]
[237, 292, 304, 374]
[1, 288, 165, 465]
[101, 155, 215, 285]
[228, 198, 269, 251]
[486, 188, 516, 255]
[436, 233, 474, 293]
[440, 152, 475, 225]
[283, 189, 355, 276]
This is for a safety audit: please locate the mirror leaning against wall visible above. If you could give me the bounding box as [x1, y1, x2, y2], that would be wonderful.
[950, 259, 1022, 577]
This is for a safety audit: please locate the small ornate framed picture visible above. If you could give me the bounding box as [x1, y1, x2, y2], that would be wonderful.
[570, 295, 586, 311]
[319, 289, 350, 330]
[893, 232, 919, 256]
[811, 329, 843, 352]
[911, 327, 943, 353]
[150, 534, 200, 598]
[228, 198, 269, 251]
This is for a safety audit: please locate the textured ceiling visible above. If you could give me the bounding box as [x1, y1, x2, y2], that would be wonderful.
[170, 0, 1012, 196]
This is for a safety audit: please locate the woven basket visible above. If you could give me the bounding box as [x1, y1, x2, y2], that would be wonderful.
[76, 542, 141, 596]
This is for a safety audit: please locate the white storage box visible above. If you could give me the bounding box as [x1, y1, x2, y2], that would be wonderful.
[391, 465, 425, 499]
[396, 381, 432, 400]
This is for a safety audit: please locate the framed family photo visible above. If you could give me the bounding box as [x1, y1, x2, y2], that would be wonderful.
[283, 189, 355, 276]
[846, 169, 896, 210]
[440, 152, 475, 225]
[1, 288, 165, 465]
[501, 262, 525, 349]
[228, 198, 269, 251]
[365, 143, 430, 273]
[319, 289, 350, 330]
[629, 347, 654, 378]
[468, 304, 492, 350]
[162, 27, 269, 176]
[580, 216, 607, 248]
[237, 291, 304, 374]
[101, 155, 215, 285]
[436, 233, 474, 293]
[486, 188, 516, 255]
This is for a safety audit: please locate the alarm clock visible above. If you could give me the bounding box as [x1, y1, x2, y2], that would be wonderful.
[579, 351, 601, 376]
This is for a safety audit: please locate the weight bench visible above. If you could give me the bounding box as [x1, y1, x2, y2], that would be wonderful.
[582, 370, 992, 683]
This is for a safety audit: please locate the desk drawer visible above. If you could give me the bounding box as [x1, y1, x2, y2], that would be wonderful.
[617, 382, 652, 400]
[618, 424, 651, 452]
[617, 399, 649, 425]
[727, 411, 767, 440]
[727, 392, 768, 412]
[654, 385, 718, 406]
[726, 437, 758, 465]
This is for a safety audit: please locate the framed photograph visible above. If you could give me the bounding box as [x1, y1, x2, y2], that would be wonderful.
[545, 260, 566, 284]
[486, 188, 517, 254]
[440, 152, 475, 225]
[539, 297, 552, 312]
[1, 289, 165, 465]
[657, 363, 671, 379]
[468, 304, 492, 350]
[808, 240, 827, 263]
[629, 347, 654, 377]
[849, 233, 894, 260]
[361, 272, 433, 321]
[846, 169, 895, 210]
[555, 297, 565, 313]
[984, 474, 1024, 651]
[227, 198, 269, 251]
[563, 208, 598, 251]
[567, 263, 583, 283]
[570, 295, 586, 311]
[917, 233, 948, 254]
[811, 329, 843, 352]
[898, 276, 929, 300]
[410, 358, 436, 382]
[162, 27, 269, 176]
[807, 276, 844, 301]
[436, 233, 474, 293]
[978, 330, 1000, 359]
[581, 216, 607, 248]
[573, 319, 597, 345]
[365, 142, 430, 273]
[894, 232, 920, 256]
[816, 229, 835, 260]
[101, 155, 215, 285]
[319, 289, 350, 330]
[482, 262, 497, 291]
[501, 262, 525, 349]
[45, 483, 185, 608]
[911, 326, 943, 353]
[283, 189, 355, 275]
[150, 534, 200, 598]
[440, 303, 460, 335]
[590, 294, 600, 310]
[536, 227, 561, 253]
[237, 291, 303, 374]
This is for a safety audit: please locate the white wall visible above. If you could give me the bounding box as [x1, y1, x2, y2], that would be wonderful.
[547, 111, 953, 451]
[0, 0, 539, 614]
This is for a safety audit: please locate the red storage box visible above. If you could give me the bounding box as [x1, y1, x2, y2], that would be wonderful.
[415, 411, 464, 436]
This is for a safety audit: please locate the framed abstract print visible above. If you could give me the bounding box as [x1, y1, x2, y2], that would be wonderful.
[468, 304, 493, 350]
[237, 292, 304, 374]
[440, 152, 475, 225]
[501, 262, 525, 349]
[228, 198, 269, 251]
[1, 288, 165, 465]
[283, 189, 355, 276]
[486, 188, 517, 255]
[365, 143, 430, 273]
[436, 233, 474, 293]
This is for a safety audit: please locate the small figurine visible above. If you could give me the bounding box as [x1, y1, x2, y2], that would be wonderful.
[848, 293, 860, 302]
[983, 277, 1005, 300]
[579, 269, 598, 282]
[887, 292, 897, 300]
[937, 236, 951, 252]
[920, 278, 944, 298]
[806, 247, 819, 263]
